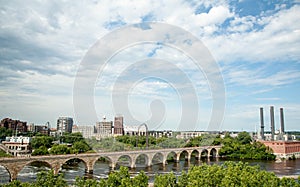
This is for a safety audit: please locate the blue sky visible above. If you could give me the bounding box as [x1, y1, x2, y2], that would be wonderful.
[0, 0, 299, 131]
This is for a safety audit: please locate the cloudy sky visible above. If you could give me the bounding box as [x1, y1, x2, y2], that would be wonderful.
[0, 0, 300, 131]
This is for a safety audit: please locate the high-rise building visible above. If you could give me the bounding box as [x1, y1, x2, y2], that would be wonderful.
[114, 116, 124, 136]
[96, 121, 113, 135]
[57, 117, 73, 135]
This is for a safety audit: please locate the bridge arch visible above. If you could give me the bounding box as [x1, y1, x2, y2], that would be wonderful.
[209, 148, 217, 157]
[92, 156, 113, 174]
[116, 154, 132, 169]
[152, 152, 165, 165]
[17, 160, 52, 182]
[201, 149, 209, 158]
[166, 151, 177, 162]
[0, 164, 11, 183]
[24, 160, 52, 168]
[95, 156, 113, 166]
[191, 149, 200, 160]
[179, 150, 189, 161]
[61, 157, 88, 174]
[135, 153, 150, 168]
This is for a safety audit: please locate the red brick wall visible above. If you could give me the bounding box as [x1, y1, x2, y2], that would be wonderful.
[260, 140, 300, 154]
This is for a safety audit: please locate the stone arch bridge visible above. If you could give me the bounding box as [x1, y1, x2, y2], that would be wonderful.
[0, 146, 221, 181]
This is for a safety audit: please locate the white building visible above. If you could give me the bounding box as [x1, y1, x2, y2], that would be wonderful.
[176, 131, 208, 139]
[72, 125, 95, 139]
[124, 125, 147, 136]
[2, 136, 32, 157]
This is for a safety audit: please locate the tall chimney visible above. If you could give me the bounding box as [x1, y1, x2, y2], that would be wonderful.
[270, 106, 275, 141]
[280, 108, 285, 134]
[260, 107, 265, 140]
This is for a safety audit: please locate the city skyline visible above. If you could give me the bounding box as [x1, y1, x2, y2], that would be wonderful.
[0, 1, 300, 131]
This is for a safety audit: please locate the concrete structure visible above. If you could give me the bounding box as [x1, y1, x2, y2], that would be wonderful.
[263, 133, 296, 141]
[28, 122, 50, 135]
[72, 125, 95, 139]
[114, 116, 124, 136]
[1, 136, 31, 157]
[49, 128, 57, 137]
[270, 106, 275, 141]
[57, 117, 73, 135]
[280, 108, 285, 134]
[176, 131, 208, 139]
[0, 145, 221, 181]
[124, 125, 147, 136]
[260, 107, 265, 140]
[149, 130, 173, 138]
[260, 140, 300, 159]
[95, 118, 113, 138]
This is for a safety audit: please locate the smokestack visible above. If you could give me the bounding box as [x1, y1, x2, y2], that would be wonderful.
[280, 108, 285, 134]
[270, 106, 275, 141]
[260, 107, 265, 140]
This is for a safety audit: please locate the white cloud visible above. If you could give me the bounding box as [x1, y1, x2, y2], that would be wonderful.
[0, 1, 299, 130]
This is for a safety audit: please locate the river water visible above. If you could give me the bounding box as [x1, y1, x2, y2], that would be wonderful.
[0, 157, 299, 184]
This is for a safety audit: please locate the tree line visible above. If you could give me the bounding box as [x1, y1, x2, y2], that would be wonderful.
[2, 131, 277, 161]
[31, 132, 92, 156]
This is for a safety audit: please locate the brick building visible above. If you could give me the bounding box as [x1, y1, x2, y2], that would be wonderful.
[114, 116, 124, 136]
[260, 140, 300, 159]
[0, 118, 27, 133]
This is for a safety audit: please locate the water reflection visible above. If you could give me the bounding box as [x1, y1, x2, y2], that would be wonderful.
[0, 158, 299, 184]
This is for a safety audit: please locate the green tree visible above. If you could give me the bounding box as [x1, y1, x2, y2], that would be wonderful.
[237, 131, 252, 144]
[72, 141, 91, 153]
[0, 127, 13, 140]
[34, 170, 67, 187]
[49, 144, 71, 155]
[31, 146, 49, 156]
[31, 136, 54, 149]
[132, 170, 148, 187]
[60, 132, 84, 144]
[154, 172, 176, 187]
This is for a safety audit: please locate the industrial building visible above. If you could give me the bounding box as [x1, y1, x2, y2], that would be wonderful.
[258, 106, 300, 159]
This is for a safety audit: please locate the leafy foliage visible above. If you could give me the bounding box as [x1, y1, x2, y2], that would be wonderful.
[31, 146, 49, 156]
[2, 163, 299, 187]
[219, 131, 276, 160]
[31, 135, 54, 149]
[30, 133, 91, 155]
[49, 144, 72, 155]
[154, 172, 177, 187]
[153, 161, 300, 187]
[72, 141, 91, 153]
[60, 132, 84, 144]
[0, 127, 13, 140]
[74, 166, 148, 187]
[184, 134, 221, 147]
[0, 150, 12, 157]
[0, 170, 66, 187]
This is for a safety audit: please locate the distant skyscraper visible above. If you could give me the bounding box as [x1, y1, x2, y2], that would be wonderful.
[57, 117, 73, 135]
[96, 116, 113, 137]
[114, 116, 124, 136]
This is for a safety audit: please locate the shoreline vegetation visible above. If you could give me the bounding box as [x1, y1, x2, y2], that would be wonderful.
[0, 162, 299, 187]
[1, 131, 277, 161]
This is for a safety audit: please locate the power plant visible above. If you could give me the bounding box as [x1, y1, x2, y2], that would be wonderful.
[258, 106, 300, 159]
[259, 106, 286, 141]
